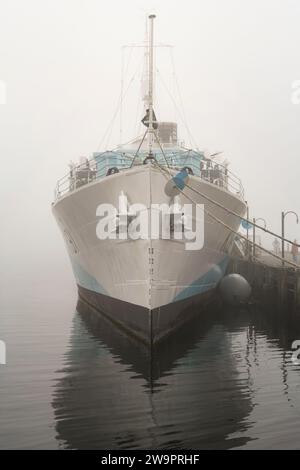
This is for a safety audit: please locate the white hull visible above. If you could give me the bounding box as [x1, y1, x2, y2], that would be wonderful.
[53, 165, 246, 343]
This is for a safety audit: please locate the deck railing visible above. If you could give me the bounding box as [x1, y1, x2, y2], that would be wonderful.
[54, 148, 244, 201]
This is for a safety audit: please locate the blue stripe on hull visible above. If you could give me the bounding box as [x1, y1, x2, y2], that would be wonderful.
[70, 258, 107, 295]
[71, 256, 228, 306]
[173, 256, 228, 302]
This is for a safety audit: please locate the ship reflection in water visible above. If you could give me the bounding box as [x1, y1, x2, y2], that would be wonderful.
[51, 300, 300, 450]
[52, 300, 252, 449]
[2, 292, 300, 450]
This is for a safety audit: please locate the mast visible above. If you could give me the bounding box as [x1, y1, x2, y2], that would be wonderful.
[141, 17, 149, 111]
[148, 14, 156, 156]
[131, 15, 170, 169]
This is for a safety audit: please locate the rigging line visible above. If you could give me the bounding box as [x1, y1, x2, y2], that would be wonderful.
[152, 129, 170, 168]
[151, 149, 299, 248]
[182, 180, 300, 249]
[119, 48, 125, 146]
[100, 71, 138, 152]
[120, 45, 135, 145]
[112, 134, 144, 150]
[170, 48, 198, 149]
[107, 52, 138, 149]
[101, 77, 133, 151]
[96, 91, 126, 151]
[130, 130, 148, 168]
[97, 50, 141, 152]
[170, 49, 177, 123]
[136, 114, 142, 138]
[133, 95, 142, 140]
[153, 161, 299, 268]
[107, 49, 145, 149]
[156, 66, 197, 149]
[132, 54, 145, 138]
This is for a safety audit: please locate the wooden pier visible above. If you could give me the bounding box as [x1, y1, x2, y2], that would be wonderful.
[227, 257, 300, 313]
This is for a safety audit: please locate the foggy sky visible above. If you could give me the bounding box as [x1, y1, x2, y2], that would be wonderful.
[1, 0, 300, 288]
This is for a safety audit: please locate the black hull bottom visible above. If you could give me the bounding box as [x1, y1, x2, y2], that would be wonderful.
[77, 285, 215, 346]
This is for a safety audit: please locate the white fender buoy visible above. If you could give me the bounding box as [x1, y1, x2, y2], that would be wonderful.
[219, 274, 251, 305]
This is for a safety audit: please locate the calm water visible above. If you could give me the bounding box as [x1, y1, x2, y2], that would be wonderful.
[1, 269, 300, 450]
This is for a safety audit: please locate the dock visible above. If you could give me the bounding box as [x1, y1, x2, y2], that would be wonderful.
[227, 256, 300, 313]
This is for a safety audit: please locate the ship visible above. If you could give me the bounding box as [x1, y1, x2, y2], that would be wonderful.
[52, 15, 246, 346]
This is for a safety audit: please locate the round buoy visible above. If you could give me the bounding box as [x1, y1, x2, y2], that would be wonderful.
[219, 274, 251, 305]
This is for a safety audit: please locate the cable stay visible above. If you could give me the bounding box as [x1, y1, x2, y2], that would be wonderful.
[152, 159, 300, 269]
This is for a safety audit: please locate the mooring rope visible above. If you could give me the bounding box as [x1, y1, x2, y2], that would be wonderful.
[183, 179, 300, 249]
[146, 144, 300, 248]
[152, 160, 299, 269]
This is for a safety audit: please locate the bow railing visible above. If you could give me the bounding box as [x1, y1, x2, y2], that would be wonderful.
[54, 148, 244, 201]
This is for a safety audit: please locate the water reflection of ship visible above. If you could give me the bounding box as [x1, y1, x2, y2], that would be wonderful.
[52, 300, 253, 449]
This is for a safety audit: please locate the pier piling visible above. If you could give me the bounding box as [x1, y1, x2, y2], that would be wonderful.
[227, 257, 300, 313]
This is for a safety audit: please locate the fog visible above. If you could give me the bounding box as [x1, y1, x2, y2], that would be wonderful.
[1, 0, 300, 290]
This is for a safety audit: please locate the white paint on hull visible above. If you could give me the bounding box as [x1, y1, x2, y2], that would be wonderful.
[53, 165, 246, 309]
